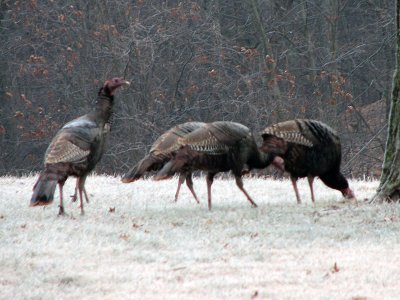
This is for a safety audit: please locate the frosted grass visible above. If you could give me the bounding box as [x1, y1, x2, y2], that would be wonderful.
[1, 175, 399, 299]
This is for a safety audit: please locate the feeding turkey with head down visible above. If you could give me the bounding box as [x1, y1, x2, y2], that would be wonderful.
[260, 119, 355, 204]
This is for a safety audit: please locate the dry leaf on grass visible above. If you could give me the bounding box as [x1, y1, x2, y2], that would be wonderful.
[331, 262, 340, 273]
[119, 234, 129, 241]
[251, 290, 259, 299]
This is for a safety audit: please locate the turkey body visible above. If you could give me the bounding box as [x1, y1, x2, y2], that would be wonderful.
[260, 119, 355, 204]
[155, 121, 273, 210]
[30, 78, 130, 215]
[121, 121, 206, 203]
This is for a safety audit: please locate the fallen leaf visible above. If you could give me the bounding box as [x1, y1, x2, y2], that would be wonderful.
[109, 207, 115, 213]
[251, 291, 259, 299]
[331, 262, 340, 273]
[328, 205, 340, 210]
[384, 215, 398, 222]
[171, 222, 183, 227]
[119, 234, 129, 241]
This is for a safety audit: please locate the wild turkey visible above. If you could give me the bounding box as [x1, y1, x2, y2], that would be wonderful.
[121, 122, 206, 203]
[154, 121, 274, 210]
[260, 119, 355, 204]
[30, 77, 130, 215]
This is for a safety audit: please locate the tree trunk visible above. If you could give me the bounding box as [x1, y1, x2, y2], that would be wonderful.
[372, 0, 400, 202]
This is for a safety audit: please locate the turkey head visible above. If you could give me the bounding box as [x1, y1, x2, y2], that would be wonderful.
[103, 77, 130, 95]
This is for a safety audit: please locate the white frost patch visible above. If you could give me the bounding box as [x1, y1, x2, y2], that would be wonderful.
[1, 175, 400, 299]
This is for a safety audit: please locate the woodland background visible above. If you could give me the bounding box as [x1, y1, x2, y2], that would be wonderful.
[0, 0, 395, 177]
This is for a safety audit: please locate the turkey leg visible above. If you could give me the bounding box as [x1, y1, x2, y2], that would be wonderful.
[307, 175, 316, 205]
[58, 182, 65, 216]
[290, 176, 302, 204]
[206, 173, 216, 210]
[235, 176, 258, 208]
[185, 173, 200, 204]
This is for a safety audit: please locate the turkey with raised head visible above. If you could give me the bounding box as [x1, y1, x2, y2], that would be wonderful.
[154, 121, 274, 210]
[260, 119, 355, 204]
[30, 77, 130, 215]
[121, 122, 206, 203]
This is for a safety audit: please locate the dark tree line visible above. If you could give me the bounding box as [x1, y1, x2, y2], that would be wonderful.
[0, 0, 395, 177]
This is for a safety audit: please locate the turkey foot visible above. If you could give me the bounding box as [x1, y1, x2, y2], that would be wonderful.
[58, 205, 66, 216]
[70, 191, 78, 202]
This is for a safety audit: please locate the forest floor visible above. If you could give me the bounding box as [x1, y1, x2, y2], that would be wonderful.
[1, 175, 399, 299]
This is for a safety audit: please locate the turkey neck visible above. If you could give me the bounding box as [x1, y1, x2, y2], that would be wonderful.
[248, 148, 273, 169]
[319, 170, 349, 191]
[88, 87, 114, 125]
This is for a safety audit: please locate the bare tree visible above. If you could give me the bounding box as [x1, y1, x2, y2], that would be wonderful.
[372, 0, 400, 202]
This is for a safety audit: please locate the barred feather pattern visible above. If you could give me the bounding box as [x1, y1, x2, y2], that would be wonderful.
[122, 122, 206, 182]
[45, 140, 90, 164]
[178, 121, 250, 155]
[262, 119, 340, 147]
[188, 142, 230, 155]
[44, 116, 100, 165]
[184, 131, 229, 155]
[262, 121, 312, 147]
[150, 122, 206, 156]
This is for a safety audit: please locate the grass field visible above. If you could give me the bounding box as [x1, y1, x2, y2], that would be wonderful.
[1, 175, 400, 299]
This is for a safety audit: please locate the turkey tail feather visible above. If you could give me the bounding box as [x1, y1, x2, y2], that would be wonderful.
[121, 162, 142, 183]
[30, 175, 57, 206]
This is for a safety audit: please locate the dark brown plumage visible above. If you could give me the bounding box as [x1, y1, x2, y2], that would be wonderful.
[30, 77, 130, 215]
[154, 121, 274, 210]
[260, 119, 355, 204]
[121, 122, 206, 203]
